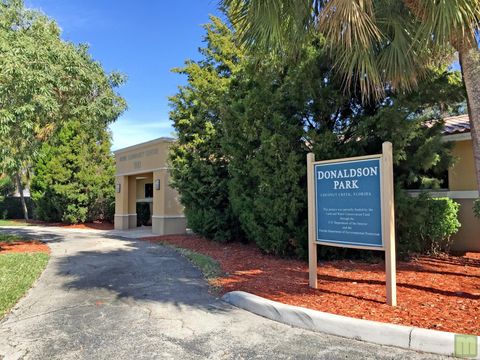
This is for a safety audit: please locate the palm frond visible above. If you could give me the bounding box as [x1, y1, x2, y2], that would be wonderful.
[222, 0, 314, 51]
[405, 0, 480, 48]
[318, 0, 382, 49]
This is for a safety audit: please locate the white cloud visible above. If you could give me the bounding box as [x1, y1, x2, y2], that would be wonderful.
[109, 118, 176, 151]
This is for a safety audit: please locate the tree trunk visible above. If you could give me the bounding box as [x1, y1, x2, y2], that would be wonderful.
[15, 171, 29, 221]
[459, 45, 480, 194]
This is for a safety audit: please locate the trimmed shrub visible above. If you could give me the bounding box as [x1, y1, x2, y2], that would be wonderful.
[396, 192, 461, 255]
[423, 197, 461, 253]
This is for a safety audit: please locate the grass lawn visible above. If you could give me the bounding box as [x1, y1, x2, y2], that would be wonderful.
[0, 233, 22, 243]
[0, 252, 49, 317]
[0, 219, 29, 227]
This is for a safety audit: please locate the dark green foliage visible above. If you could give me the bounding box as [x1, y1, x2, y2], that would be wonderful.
[169, 17, 244, 242]
[0, 176, 14, 198]
[424, 198, 461, 253]
[170, 17, 465, 258]
[0, 1, 126, 221]
[136, 203, 151, 226]
[31, 121, 115, 224]
[221, 44, 337, 257]
[396, 194, 460, 255]
[0, 197, 34, 220]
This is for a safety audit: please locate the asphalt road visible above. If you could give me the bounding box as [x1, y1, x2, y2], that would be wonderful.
[0, 226, 447, 360]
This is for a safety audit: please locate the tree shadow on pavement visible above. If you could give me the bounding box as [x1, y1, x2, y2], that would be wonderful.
[53, 237, 232, 312]
[0, 226, 232, 312]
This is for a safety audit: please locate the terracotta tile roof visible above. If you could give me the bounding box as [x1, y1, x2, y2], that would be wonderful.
[443, 114, 470, 135]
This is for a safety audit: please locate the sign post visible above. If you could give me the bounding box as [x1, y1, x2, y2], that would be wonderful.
[307, 142, 396, 306]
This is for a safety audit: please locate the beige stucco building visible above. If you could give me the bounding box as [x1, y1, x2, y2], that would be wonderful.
[441, 115, 480, 251]
[113, 137, 186, 235]
[414, 115, 480, 251]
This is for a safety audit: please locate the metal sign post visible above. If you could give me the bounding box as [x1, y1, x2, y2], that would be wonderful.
[307, 142, 396, 306]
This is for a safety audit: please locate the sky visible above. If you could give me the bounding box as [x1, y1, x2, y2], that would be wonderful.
[25, 0, 223, 151]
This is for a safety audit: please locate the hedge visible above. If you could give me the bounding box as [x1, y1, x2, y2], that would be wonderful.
[0, 197, 34, 220]
[396, 193, 461, 255]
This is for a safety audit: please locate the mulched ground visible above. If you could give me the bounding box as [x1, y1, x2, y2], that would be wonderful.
[0, 241, 50, 254]
[9, 219, 114, 230]
[53, 221, 114, 230]
[143, 234, 480, 336]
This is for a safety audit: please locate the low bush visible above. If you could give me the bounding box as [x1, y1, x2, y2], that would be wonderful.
[396, 192, 461, 256]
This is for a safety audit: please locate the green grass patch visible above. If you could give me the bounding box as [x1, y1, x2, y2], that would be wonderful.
[0, 253, 49, 317]
[0, 219, 29, 227]
[0, 233, 23, 243]
[177, 248, 222, 280]
[159, 242, 222, 280]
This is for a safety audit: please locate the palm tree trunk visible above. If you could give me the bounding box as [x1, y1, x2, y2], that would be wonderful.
[459, 46, 480, 194]
[15, 171, 29, 221]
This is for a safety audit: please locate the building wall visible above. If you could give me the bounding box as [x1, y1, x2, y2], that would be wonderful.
[115, 139, 171, 176]
[447, 138, 479, 252]
[451, 198, 480, 252]
[135, 176, 153, 200]
[114, 138, 186, 235]
[448, 139, 477, 191]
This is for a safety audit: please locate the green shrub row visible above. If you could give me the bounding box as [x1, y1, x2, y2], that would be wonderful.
[0, 197, 35, 220]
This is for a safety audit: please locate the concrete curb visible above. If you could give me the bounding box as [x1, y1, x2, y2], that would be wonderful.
[222, 291, 479, 358]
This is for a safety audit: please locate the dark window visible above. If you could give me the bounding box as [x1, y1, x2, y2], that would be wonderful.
[145, 183, 153, 198]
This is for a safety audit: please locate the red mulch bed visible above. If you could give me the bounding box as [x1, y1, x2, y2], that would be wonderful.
[0, 241, 50, 254]
[53, 221, 114, 230]
[13, 219, 115, 230]
[143, 234, 480, 336]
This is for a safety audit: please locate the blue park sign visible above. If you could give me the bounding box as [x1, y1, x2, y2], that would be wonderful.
[314, 157, 383, 248]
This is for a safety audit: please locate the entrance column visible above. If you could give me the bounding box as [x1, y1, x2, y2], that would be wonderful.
[151, 169, 187, 235]
[152, 170, 166, 234]
[128, 175, 137, 228]
[114, 175, 129, 230]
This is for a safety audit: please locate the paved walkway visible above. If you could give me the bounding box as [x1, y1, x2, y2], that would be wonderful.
[0, 226, 446, 359]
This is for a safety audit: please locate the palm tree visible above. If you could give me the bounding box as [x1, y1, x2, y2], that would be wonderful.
[222, 0, 480, 193]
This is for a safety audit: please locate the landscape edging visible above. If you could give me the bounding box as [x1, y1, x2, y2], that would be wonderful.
[222, 291, 473, 357]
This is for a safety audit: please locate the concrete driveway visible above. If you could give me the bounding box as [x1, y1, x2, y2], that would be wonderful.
[0, 226, 445, 360]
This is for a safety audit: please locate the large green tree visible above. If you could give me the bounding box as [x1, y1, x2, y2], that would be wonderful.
[169, 17, 245, 241]
[31, 121, 116, 224]
[223, 46, 464, 256]
[171, 17, 465, 256]
[0, 0, 126, 219]
[222, 0, 480, 193]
